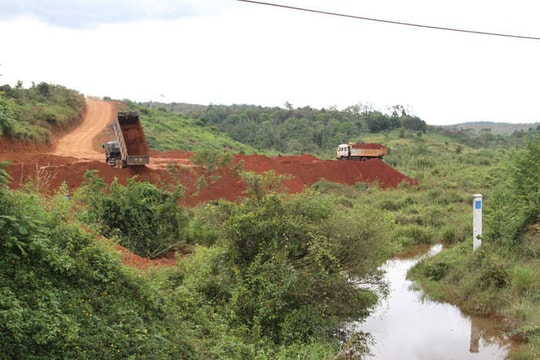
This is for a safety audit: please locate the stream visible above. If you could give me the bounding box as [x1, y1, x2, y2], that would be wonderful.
[358, 244, 518, 359]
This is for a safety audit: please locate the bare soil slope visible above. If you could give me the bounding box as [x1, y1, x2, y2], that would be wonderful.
[1, 99, 416, 205]
[53, 99, 117, 158]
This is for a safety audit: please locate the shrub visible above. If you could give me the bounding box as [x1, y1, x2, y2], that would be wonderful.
[479, 256, 509, 289]
[392, 224, 434, 246]
[0, 186, 196, 359]
[77, 171, 187, 258]
[423, 260, 450, 281]
[511, 266, 535, 295]
[215, 188, 390, 346]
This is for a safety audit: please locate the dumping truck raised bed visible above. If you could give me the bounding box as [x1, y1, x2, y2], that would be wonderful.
[104, 112, 150, 168]
[336, 143, 388, 161]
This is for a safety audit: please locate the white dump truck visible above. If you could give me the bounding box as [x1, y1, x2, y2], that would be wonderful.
[336, 143, 388, 161]
[104, 112, 150, 168]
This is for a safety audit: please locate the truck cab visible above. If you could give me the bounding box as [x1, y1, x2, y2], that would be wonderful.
[103, 112, 150, 168]
[336, 144, 351, 159]
[104, 141, 121, 166]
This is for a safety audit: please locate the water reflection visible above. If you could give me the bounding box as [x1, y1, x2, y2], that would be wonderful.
[359, 244, 516, 360]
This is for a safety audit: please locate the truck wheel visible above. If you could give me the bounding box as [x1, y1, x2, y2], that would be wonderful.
[361, 157, 368, 161]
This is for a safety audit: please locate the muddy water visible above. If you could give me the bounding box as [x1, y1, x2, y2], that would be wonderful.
[359, 244, 517, 359]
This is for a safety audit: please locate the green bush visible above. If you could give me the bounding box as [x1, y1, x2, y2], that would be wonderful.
[475, 253, 509, 289]
[185, 200, 235, 246]
[76, 171, 188, 258]
[510, 266, 535, 295]
[509, 134, 540, 225]
[392, 223, 434, 246]
[180, 183, 393, 347]
[1, 82, 85, 142]
[423, 260, 450, 281]
[0, 186, 196, 359]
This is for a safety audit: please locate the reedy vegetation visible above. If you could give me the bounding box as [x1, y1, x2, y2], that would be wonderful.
[408, 134, 540, 360]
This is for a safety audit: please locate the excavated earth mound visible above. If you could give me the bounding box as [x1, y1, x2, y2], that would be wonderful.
[1, 152, 416, 207]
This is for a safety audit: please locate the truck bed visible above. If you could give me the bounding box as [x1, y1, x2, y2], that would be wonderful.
[115, 112, 150, 166]
[120, 122, 149, 156]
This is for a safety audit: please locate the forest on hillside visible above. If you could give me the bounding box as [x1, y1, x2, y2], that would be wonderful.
[140, 100, 535, 155]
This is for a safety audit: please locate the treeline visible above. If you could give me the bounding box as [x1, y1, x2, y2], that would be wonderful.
[438, 126, 539, 149]
[198, 104, 427, 154]
[145, 102, 427, 154]
[0, 82, 85, 143]
[124, 101, 256, 154]
[147, 101, 536, 154]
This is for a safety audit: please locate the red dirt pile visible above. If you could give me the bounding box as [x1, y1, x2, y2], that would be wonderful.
[1, 152, 416, 207]
[350, 143, 387, 150]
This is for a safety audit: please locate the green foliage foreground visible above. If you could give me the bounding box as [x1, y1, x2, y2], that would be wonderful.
[0, 163, 393, 359]
[0, 175, 195, 359]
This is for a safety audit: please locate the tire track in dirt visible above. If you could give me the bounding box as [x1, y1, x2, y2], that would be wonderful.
[53, 99, 116, 159]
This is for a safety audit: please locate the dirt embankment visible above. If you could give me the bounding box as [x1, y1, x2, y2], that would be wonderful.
[0, 99, 416, 204]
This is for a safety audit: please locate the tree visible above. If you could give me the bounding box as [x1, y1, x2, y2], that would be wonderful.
[284, 101, 293, 110]
[219, 186, 391, 344]
[191, 149, 237, 196]
[486, 134, 540, 247]
[0, 160, 10, 184]
[402, 116, 426, 132]
[0, 93, 15, 137]
[36, 82, 50, 98]
[365, 111, 391, 132]
[240, 170, 288, 205]
[509, 134, 540, 225]
[479, 128, 494, 147]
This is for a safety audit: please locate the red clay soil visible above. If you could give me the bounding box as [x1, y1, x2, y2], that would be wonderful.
[0, 99, 417, 269]
[111, 243, 178, 270]
[350, 143, 387, 150]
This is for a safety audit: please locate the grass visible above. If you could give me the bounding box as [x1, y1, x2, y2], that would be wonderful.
[126, 103, 257, 154]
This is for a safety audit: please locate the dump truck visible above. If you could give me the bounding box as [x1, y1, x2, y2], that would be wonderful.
[104, 112, 150, 168]
[336, 143, 388, 161]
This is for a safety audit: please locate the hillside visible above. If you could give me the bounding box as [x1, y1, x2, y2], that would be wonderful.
[443, 121, 540, 135]
[0, 82, 85, 146]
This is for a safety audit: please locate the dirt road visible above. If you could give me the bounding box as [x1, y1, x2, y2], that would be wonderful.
[53, 99, 116, 158]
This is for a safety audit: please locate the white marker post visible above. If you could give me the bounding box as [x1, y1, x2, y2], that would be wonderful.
[472, 194, 483, 252]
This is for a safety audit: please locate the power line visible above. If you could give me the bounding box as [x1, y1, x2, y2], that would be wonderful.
[236, 0, 540, 41]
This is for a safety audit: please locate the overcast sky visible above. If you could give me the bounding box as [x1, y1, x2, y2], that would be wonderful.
[1, 0, 540, 125]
